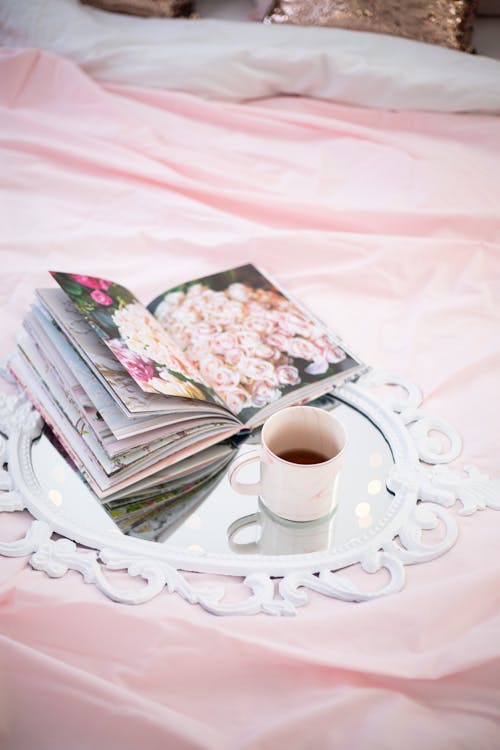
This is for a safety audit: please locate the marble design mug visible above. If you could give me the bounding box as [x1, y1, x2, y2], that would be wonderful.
[228, 405, 347, 521]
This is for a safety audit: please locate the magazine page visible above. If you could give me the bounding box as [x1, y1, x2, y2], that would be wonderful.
[36, 289, 229, 430]
[25, 310, 232, 466]
[148, 264, 362, 426]
[50, 272, 222, 407]
[37, 287, 176, 417]
[12, 337, 234, 494]
[11, 345, 236, 501]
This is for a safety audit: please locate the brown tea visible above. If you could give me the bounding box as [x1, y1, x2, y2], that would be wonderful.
[278, 448, 329, 465]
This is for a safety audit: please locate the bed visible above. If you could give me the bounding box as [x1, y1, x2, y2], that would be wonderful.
[1, 1, 500, 748]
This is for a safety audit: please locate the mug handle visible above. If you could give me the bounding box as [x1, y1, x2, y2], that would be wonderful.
[228, 449, 262, 496]
[227, 513, 261, 554]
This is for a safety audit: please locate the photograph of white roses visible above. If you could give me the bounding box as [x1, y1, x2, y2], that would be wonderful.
[148, 264, 357, 423]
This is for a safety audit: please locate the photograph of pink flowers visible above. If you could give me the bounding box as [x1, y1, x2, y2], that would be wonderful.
[51, 272, 217, 404]
[148, 264, 358, 423]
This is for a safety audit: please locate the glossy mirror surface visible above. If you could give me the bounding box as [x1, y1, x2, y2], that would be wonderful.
[31, 398, 395, 559]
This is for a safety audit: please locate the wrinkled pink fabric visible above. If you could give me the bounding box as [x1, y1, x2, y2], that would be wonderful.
[0, 48, 499, 750]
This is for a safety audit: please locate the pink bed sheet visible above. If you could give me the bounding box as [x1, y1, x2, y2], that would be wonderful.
[0, 48, 499, 750]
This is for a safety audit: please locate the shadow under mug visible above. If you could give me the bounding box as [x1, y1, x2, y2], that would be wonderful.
[227, 499, 336, 556]
[228, 405, 347, 522]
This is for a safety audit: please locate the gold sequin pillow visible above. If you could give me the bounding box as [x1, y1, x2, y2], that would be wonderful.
[262, 1, 478, 52]
[80, 0, 193, 17]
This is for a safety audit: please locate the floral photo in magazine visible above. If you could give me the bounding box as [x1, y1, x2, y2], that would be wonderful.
[148, 265, 357, 422]
[51, 272, 217, 403]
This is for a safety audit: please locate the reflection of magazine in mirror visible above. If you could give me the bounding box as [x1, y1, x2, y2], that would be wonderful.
[50, 264, 364, 429]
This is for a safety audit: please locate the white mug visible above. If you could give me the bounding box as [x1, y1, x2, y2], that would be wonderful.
[227, 499, 336, 555]
[228, 405, 346, 522]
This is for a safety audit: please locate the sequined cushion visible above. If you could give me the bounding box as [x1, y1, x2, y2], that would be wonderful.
[80, 0, 193, 17]
[262, 1, 478, 52]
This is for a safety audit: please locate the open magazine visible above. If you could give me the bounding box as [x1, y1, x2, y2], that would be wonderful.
[10, 264, 364, 532]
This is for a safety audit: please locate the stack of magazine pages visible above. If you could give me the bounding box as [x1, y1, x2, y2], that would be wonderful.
[10, 264, 364, 535]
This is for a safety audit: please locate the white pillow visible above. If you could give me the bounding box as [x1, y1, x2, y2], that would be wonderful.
[1, 0, 500, 112]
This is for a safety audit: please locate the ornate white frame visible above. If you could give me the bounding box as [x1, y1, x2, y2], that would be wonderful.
[0, 371, 498, 616]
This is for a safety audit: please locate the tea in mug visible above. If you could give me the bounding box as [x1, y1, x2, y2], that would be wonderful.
[278, 449, 329, 465]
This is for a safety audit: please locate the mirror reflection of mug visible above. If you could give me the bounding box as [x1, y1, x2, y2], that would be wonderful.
[227, 500, 336, 556]
[228, 406, 347, 522]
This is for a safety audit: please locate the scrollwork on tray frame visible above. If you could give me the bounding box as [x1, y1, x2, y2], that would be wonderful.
[0, 370, 498, 617]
